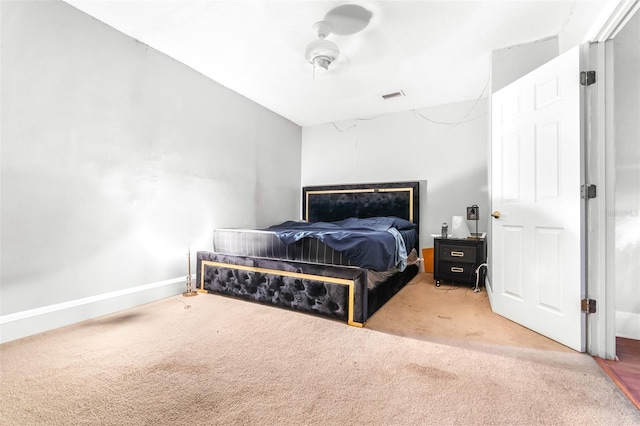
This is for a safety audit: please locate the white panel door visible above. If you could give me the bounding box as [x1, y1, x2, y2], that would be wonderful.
[489, 46, 584, 352]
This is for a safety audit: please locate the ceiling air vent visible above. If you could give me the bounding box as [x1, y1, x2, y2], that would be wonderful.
[381, 90, 405, 100]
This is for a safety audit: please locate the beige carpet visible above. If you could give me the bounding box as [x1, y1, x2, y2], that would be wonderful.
[1, 278, 638, 425]
[366, 273, 575, 352]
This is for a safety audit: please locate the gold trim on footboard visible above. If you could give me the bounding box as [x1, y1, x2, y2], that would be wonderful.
[199, 260, 365, 327]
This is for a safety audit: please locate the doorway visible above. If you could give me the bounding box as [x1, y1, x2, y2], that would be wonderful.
[595, 2, 640, 408]
[611, 1, 640, 352]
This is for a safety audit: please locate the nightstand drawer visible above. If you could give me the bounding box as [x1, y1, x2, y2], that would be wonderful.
[438, 261, 476, 281]
[438, 244, 477, 263]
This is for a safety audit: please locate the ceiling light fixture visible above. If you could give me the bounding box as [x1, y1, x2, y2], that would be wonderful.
[305, 21, 340, 74]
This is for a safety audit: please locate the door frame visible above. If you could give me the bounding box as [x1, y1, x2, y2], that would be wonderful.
[583, 0, 639, 360]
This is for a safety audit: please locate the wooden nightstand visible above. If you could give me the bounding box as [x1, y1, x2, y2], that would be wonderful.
[433, 237, 486, 287]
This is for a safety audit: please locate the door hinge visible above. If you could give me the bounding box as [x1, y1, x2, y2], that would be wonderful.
[582, 299, 597, 314]
[580, 71, 596, 86]
[581, 184, 597, 199]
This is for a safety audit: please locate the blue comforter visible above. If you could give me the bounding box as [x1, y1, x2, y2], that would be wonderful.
[266, 217, 416, 271]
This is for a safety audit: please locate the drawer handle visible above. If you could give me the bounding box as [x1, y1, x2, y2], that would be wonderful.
[451, 267, 464, 273]
[450, 251, 465, 257]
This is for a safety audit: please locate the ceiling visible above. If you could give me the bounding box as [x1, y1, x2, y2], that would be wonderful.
[63, 0, 614, 127]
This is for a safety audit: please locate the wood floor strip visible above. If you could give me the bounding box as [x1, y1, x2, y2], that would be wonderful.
[594, 337, 640, 411]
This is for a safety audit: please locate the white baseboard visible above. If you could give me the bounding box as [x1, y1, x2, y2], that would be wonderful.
[0, 275, 192, 344]
[616, 310, 640, 340]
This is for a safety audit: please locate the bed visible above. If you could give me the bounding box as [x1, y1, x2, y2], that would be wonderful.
[196, 181, 420, 326]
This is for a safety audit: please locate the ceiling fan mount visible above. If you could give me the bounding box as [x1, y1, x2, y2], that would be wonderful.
[304, 21, 339, 71]
[303, 4, 372, 73]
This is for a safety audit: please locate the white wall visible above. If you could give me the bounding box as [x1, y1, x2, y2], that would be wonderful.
[302, 100, 489, 250]
[613, 9, 640, 339]
[0, 0, 301, 342]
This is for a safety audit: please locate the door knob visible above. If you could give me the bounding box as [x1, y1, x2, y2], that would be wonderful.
[491, 211, 501, 219]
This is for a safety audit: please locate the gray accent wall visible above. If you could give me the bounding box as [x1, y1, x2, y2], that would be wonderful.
[0, 0, 301, 333]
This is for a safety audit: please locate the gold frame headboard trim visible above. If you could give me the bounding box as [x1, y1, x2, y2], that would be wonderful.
[304, 187, 414, 223]
[200, 260, 364, 327]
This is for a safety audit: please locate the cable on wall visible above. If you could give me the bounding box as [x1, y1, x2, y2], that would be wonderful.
[329, 77, 489, 133]
[558, 0, 577, 35]
[332, 121, 355, 132]
[412, 78, 490, 128]
[331, 112, 391, 132]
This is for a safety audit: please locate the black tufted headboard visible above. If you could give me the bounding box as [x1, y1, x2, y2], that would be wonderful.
[302, 181, 420, 235]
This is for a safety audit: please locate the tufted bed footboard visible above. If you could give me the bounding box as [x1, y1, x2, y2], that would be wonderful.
[197, 252, 369, 326]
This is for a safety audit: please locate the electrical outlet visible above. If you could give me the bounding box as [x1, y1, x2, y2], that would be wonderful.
[467, 205, 479, 220]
